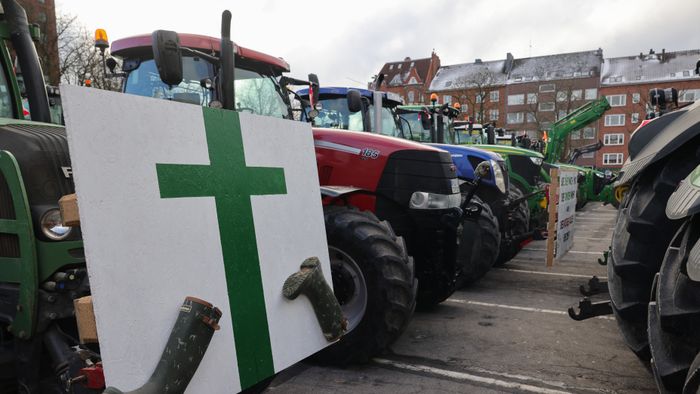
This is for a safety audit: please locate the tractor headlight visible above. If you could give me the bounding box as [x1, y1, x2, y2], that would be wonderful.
[491, 160, 506, 194]
[409, 191, 461, 210]
[529, 157, 543, 166]
[41, 209, 72, 241]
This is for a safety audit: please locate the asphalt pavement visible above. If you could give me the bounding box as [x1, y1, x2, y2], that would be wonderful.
[267, 203, 657, 393]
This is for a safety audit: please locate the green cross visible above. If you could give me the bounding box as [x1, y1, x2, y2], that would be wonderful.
[156, 108, 286, 389]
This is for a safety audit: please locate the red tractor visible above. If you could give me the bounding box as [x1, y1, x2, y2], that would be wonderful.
[104, 14, 483, 364]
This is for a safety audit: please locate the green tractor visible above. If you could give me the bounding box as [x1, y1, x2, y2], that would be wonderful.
[410, 106, 549, 239]
[0, 1, 100, 392]
[541, 97, 620, 209]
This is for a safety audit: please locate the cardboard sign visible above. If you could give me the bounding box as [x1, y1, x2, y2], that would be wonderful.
[61, 86, 332, 392]
[555, 170, 578, 258]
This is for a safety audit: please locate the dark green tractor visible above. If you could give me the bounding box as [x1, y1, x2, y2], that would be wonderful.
[0, 1, 99, 392]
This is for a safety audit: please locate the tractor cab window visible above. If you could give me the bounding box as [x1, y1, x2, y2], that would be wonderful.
[123, 56, 289, 118]
[0, 61, 14, 119]
[311, 97, 363, 130]
[368, 104, 402, 137]
[124, 57, 214, 106]
[398, 112, 431, 142]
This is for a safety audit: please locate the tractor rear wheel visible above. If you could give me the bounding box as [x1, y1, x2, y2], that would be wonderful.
[458, 195, 500, 285]
[314, 206, 416, 365]
[495, 184, 530, 266]
[609, 148, 700, 361]
[647, 217, 700, 393]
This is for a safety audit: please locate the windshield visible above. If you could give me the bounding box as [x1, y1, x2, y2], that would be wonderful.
[398, 112, 431, 142]
[312, 97, 364, 130]
[311, 96, 402, 137]
[123, 56, 290, 118]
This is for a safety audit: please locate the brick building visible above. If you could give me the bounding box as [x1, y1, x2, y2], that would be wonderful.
[373, 51, 440, 104]
[18, 0, 60, 85]
[598, 49, 700, 169]
[428, 55, 512, 124]
[504, 49, 603, 166]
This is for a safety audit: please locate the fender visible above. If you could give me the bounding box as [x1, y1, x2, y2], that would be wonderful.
[618, 100, 700, 185]
[666, 164, 700, 220]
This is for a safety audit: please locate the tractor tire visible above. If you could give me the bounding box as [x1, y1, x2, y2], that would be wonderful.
[647, 218, 700, 393]
[313, 206, 417, 365]
[609, 147, 700, 362]
[458, 195, 500, 286]
[495, 184, 530, 266]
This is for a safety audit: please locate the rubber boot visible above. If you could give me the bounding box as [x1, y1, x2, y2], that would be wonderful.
[103, 296, 222, 394]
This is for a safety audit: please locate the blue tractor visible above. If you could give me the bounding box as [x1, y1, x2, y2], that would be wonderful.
[297, 86, 524, 280]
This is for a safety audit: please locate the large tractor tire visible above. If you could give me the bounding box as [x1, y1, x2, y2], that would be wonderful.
[458, 195, 500, 286]
[314, 206, 417, 365]
[609, 148, 700, 361]
[495, 184, 530, 266]
[647, 217, 700, 393]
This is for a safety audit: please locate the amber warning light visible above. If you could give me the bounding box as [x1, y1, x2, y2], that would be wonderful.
[94, 29, 109, 52]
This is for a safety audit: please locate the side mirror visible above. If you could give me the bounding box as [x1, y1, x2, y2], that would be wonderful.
[105, 57, 118, 74]
[420, 111, 431, 130]
[151, 30, 183, 86]
[308, 73, 320, 105]
[475, 161, 491, 178]
[347, 90, 362, 113]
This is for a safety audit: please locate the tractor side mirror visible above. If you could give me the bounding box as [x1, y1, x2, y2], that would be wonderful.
[151, 30, 183, 86]
[347, 90, 362, 113]
[105, 57, 118, 74]
[308, 73, 320, 105]
[475, 161, 491, 178]
[420, 111, 431, 130]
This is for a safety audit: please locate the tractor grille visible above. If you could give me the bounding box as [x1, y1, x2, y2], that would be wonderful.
[0, 171, 19, 258]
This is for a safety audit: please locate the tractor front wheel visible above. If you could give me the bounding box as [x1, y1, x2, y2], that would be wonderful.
[313, 206, 417, 365]
[458, 195, 500, 285]
[495, 184, 530, 266]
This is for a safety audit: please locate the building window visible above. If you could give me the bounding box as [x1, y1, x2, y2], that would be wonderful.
[581, 152, 595, 158]
[526, 112, 536, 123]
[603, 153, 624, 166]
[476, 93, 483, 103]
[444, 95, 452, 104]
[476, 112, 483, 122]
[604, 133, 625, 145]
[507, 112, 524, 124]
[583, 127, 595, 139]
[527, 93, 537, 104]
[408, 91, 415, 103]
[631, 113, 639, 123]
[571, 130, 581, 140]
[408, 77, 417, 85]
[489, 109, 499, 121]
[557, 110, 568, 120]
[632, 93, 640, 103]
[508, 94, 525, 105]
[389, 65, 394, 70]
[571, 90, 582, 100]
[604, 114, 625, 126]
[397, 64, 402, 69]
[606, 94, 627, 107]
[539, 83, 555, 92]
[541, 121, 552, 130]
[680, 90, 699, 102]
[684, 70, 691, 77]
[585, 88, 598, 100]
[490, 91, 499, 102]
[556, 91, 568, 102]
[539, 102, 554, 111]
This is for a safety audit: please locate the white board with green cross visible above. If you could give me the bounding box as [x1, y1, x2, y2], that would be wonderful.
[61, 86, 333, 392]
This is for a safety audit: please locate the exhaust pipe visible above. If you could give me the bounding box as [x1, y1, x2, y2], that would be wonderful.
[1, 0, 51, 123]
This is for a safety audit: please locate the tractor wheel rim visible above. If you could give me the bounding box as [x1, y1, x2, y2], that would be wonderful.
[329, 246, 368, 333]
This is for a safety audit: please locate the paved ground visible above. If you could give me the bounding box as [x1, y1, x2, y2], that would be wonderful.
[267, 203, 657, 393]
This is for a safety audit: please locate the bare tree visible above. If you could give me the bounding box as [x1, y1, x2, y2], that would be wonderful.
[451, 68, 497, 123]
[57, 12, 118, 90]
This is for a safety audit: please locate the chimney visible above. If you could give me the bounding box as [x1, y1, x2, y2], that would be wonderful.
[404, 57, 411, 62]
[661, 48, 666, 61]
[504, 52, 514, 74]
[475, 58, 482, 64]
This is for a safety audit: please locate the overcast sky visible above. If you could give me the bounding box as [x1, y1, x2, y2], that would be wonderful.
[57, 0, 700, 87]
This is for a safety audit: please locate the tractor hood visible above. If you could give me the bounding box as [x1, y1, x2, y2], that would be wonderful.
[473, 144, 544, 159]
[427, 143, 507, 193]
[618, 100, 700, 186]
